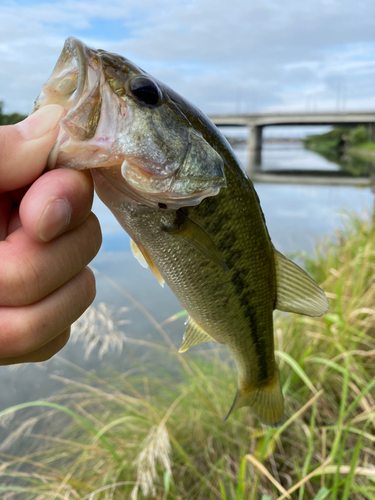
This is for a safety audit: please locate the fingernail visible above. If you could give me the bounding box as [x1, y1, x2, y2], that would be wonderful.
[38, 198, 72, 242]
[17, 105, 65, 140]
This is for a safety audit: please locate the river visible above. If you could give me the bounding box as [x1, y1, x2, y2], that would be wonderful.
[1, 141, 374, 411]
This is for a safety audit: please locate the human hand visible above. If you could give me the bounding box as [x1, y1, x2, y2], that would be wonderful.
[0, 105, 102, 365]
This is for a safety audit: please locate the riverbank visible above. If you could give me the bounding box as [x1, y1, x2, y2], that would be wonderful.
[303, 126, 375, 177]
[1, 211, 375, 499]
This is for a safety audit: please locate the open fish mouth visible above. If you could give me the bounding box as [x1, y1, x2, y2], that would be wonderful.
[32, 37, 127, 171]
[32, 37, 226, 210]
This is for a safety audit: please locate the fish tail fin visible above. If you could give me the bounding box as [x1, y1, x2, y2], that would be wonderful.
[224, 370, 284, 428]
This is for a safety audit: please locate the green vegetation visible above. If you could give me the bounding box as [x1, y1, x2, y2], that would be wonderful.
[0, 101, 26, 125]
[1, 211, 375, 499]
[304, 126, 375, 176]
[304, 125, 372, 152]
[353, 143, 375, 152]
[348, 126, 372, 147]
[304, 127, 349, 155]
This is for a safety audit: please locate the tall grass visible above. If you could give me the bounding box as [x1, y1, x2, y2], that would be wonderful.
[1, 211, 375, 499]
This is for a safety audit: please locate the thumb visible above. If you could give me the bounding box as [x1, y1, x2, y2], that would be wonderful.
[0, 105, 65, 193]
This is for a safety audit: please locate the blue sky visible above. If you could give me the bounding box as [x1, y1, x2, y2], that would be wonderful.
[1, 0, 375, 120]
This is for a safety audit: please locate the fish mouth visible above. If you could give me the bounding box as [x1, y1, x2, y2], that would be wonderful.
[31, 37, 89, 117]
[32, 37, 124, 171]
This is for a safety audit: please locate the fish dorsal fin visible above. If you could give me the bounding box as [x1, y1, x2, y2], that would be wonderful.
[131, 239, 165, 288]
[179, 317, 216, 353]
[130, 239, 148, 269]
[164, 210, 229, 272]
[274, 249, 329, 317]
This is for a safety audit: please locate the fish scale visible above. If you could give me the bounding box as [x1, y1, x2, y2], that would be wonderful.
[108, 160, 277, 389]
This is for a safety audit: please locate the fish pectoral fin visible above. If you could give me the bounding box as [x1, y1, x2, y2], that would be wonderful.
[132, 240, 165, 288]
[179, 317, 217, 353]
[130, 239, 149, 269]
[165, 210, 229, 272]
[223, 370, 284, 428]
[274, 249, 329, 317]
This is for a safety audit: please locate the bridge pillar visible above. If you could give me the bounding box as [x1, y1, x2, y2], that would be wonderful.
[248, 125, 262, 173]
[368, 123, 375, 142]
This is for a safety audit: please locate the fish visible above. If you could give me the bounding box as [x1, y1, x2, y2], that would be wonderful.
[32, 37, 329, 427]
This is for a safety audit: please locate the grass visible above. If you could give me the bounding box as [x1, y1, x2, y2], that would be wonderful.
[1, 210, 375, 499]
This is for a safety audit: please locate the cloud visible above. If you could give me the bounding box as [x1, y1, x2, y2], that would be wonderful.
[1, 0, 375, 115]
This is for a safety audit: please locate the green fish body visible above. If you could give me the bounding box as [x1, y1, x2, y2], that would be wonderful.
[33, 38, 329, 427]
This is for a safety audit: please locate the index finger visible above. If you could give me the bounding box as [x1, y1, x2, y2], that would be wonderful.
[0, 105, 64, 193]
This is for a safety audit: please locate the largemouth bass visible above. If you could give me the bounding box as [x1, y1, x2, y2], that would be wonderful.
[32, 38, 328, 427]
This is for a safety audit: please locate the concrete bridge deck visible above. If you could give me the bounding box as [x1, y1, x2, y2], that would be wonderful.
[208, 111, 375, 127]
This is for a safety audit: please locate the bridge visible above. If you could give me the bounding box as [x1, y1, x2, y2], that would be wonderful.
[208, 111, 375, 182]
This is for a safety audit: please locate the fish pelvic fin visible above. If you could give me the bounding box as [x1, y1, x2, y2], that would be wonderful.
[131, 240, 165, 288]
[179, 317, 215, 353]
[224, 370, 284, 428]
[130, 239, 148, 269]
[274, 249, 329, 317]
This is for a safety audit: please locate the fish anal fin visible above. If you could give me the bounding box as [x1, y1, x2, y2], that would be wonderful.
[275, 249, 329, 317]
[130, 239, 149, 269]
[223, 370, 284, 428]
[164, 210, 229, 272]
[179, 318, 217, 353]
[134, 241, 165, 288]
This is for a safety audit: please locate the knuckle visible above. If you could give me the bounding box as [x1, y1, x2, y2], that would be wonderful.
[0, 254, 38, 306]
[0, 329, 71, 365]
[0, 126, 21, 169]
[0, 311, 37, 357]
[85, 213, 103, 253]
[37, 329, 71, 362]
[73, 213, 102, 261]
[77, 267, 97, 307]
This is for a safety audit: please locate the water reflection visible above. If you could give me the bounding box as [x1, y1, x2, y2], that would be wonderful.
[233, 140, 375, 180]
[263, 142, 340, 171]
[234, 142, 341, 172]
[304, 143, 375, 177]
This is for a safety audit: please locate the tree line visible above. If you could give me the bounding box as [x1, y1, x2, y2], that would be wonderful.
[0, 101, 27, 125]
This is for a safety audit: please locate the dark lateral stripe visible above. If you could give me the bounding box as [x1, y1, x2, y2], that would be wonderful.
[231, 268, 270, 382]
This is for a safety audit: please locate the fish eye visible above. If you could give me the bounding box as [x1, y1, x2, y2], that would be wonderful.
[130, 77, 160, 106]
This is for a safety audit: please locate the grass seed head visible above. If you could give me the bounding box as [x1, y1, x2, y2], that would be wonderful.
[131, 423, 172, 499]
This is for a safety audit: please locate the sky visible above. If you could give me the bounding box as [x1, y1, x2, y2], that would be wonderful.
[1, 0, 375, 122]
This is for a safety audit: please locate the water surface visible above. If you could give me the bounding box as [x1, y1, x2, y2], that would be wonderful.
[1, 142, 373, 411]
